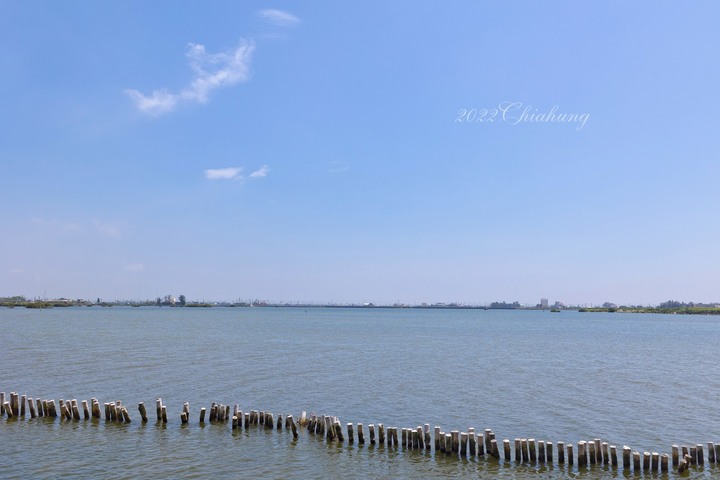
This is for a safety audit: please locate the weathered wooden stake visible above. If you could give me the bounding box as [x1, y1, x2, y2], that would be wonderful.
[610, 445, 617, 466]
[632, 451, 640, 472]
[444, 433, 452, 455]
[3, 401, 13, 418]
[71, 400, 81, 420]
[503, 439, 511, 461]
[678, 458, 688, 473]
[521, 438, 529, 462]
[37, 398, 44, 417]
[460, 433, 468, 456]
[122, 407, 131, 423]
[709, 442, 716, 463]
[567, 443, 574, 466]
[288, 414, 298, 439]
[528, 438, 536, 463]
[594, 438, 602, 464]
[651, 452, 659, 471]
[515, 438, 522, 462]
[538, 440, 546, 463]
[690, 446, 697, 465]
[156, 399, 162, 421]
[661, 453, 669, 472]
[378, 423, 385, 445]
[601, 442, 609, 465]
[547, 441, 553, 462]
[577, 441, 586, 466]
[418, 426, 425, 450]
[369, 424, 376, 445]
[357, 423, 365, 444]
[20, 395, 26, 417]
[477, 434, 485, 456]
[28, 397, 37, 418]
[199, 407, 206, 424]
[424, 425, 431, 450]
[697, 444, 704, 465]
[557, 441, 565, 464]
[0, 393, 4, 415]
[334, 421, 344, 442]
[468, 432, 477, 456]
[138, 402, 148, 422]
[588, 441, 596, 465]
[161, 405, 167, 424]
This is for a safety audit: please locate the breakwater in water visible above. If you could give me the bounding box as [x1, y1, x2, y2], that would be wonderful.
[2, 389, 717, 476]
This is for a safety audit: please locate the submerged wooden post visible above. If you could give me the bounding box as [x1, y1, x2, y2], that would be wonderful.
[347, 423, 354, 443]
[161, 405, 167, 424]
[417, 426, 425, 450]
[678, 457, 689, 473]
[357, 423, 365, 444]
[610, 445, 617, 466]
[71, 400, 81, 421]
[199, 407, 206, 424]
[515, 438, 522, 462]
[276, 414, 282, 430]
[122, 407, 131, 423]
[20, 395, 26, 417]
[594, 438, 602, 464]
[156, 399, 162, 421]
[37, 398, 44, 417]
[588, 441, 596, 465]
[538, 440, 546, 463]
[28, 398, 37, 418]
[369, 424, 376, 445]
[557, 441, 565, 464]
[521, 438, 529, 463]
[651, 452, 659, 471]
[334, 421, 344, 442]
[690, 446, 697, 465]
[288, 415, 298, 439]
[578, 441, 587, 466]
[477, 434, 485, 456]
[661, 453, 669, 472]
[528, 439, 536, 463]
[378, 424, 385, 445]
[709, 442, 716, 463]
[460, 433, 468, 456]
[503, 439, 511, 461]
[424, 425, 431, 450]
[602, 442, 609, 465]
[567, 443, 574, 466]
[547, 441, 553, 462]
[625, 446, 633, 470]
[0, 392, 4, 415]
[697, 444, 704, 465]
[3, 401, 13, 418]
[632, 451, 640, 472]
[444, 434, 452, 455]
[138, 402, 148, 422]
[434, 427, 441, 451]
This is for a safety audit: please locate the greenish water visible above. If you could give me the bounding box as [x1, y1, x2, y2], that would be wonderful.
[1, 307, 719, 478]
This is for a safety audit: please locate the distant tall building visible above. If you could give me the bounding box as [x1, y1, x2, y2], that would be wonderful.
[540, 298, 549, 308]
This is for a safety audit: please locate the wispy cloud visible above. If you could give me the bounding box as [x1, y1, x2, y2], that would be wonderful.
[94, 221, 122, 237]
[249, 165, 270, 178]
[123, 263, 145, 272]
[257, 9, 300, 27]
[9, 268, 24, 275]
[205, 167, 243, 180]
[329, 161, 350, 173]
[125, 40, 255, 116]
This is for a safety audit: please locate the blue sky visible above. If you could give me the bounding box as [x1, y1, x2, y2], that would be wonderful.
[1, 1, 719, 305]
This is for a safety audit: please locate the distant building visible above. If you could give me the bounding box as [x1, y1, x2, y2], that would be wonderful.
[540, 298, 549, 308]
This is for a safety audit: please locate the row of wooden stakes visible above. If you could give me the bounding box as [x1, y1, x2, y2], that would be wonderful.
[1, 391, 715, 474]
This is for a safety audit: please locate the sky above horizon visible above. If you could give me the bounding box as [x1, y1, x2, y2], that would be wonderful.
[1, 1, 719, 306]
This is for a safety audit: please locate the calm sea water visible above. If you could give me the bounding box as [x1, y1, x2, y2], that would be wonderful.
[1, 306, 719, 478]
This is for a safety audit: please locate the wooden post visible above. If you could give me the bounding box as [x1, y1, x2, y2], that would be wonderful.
[594, 438, 602, 464]
[444, 434, 452, 455]
[92, 399, 101, 419]
[557, 441, 565, 464]
[515, 439, 522, 462]
[610, 445, 617, 466]
[37, 398, 44, 417]
[288, 415, 298, 438]
[231, 415, 238, 429]
[71, 400, 81, 421]
[28, 398, 37, 418]
[418, 426, 425, 450]
[347, 423, 354, 443]
[632, 451, 640, 472]
[0, 392, 4, 415]
[122, 407, 131, 423]
[137, 402, 147, 422]
[424, 425, 431, 451]
[244, 412, 249, 428]
[275, 414, 281, 430]
[300, 411, 307, 427]
[588, 441, 596, 465]
[20, 395, 26, 417]
[368, 425, 376, 445]
[567, 444, 574, 466]
[601, 442, 609, 465]
[577, 441, 586, 466]
[451, 430, 459, 453]
[156, 399, 162, 421]
[335, 421, 344, 442]
[161, 405, 167, 423]
[491, 439, 499, 459]
[715, 443, 720, 465]
[709, 442, 716, 463]
[697, 444, 704, 465]
[661, 453, 669, 472]
[528, 439, 536, 463]
[484, 429, 493, 454]
[198, 407, 206, 424]
[651, 452, 659, 471]
[503, 439, 511, 461]
[378, 424, 385, 445]
[538, 440, 546, 463]
[402, 428, 408, 447]
[690, 446, 697, 465]
[678, 458, 688, 473]
[468, 432, 476, 456]
[546, 442, 553, 462]
[3, 401, 13, 418]
[521, 438, 529, 463]
[357, 423, 365, 444]
[434, 427, 441, 451]
[460, 433, 468, 456]
[477, 434, 485, 456]
[393, 427, 399, 447]
[672, 445, 679, 468]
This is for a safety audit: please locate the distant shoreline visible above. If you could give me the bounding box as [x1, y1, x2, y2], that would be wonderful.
[3, 300, 720, 315]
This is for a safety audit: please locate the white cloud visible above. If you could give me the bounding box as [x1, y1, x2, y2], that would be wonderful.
[9, 268, 23, 275]
[249, 165, 270, 178]
[257, 9, 300, 27]
[123, 263, 145, 272]
[94, 221, 122, 237]
[329, 161, 350, 173]
[205, 167, 243, 180]
[125, 40, 255, 116]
